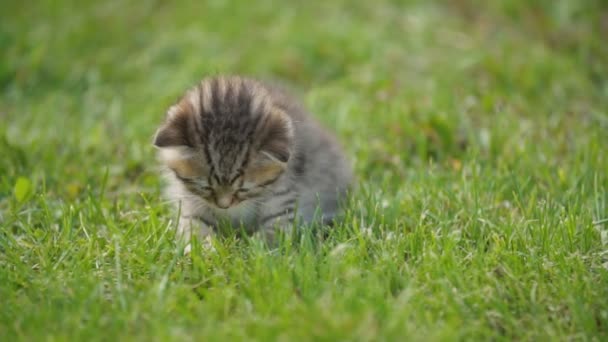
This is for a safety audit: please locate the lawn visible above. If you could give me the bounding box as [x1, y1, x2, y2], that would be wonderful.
[1, 0, 607, 340]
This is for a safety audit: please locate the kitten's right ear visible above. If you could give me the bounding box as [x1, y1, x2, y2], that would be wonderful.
[153, 106, 193, 148]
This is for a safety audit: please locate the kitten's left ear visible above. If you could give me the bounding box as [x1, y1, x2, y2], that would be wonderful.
[259, 109, 294, 163]
[153, 105, 193, 148]
[245, 110, 293, 185]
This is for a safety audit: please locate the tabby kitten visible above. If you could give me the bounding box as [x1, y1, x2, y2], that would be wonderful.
[154, 76, 352, 244]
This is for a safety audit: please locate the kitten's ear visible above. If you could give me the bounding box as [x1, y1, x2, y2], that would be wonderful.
[244, 110, 293, 185]
[153, 105, 193, 148]
[259, 110, 294, 163]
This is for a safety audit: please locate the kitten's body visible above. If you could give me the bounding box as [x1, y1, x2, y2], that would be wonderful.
[154, 76, 352, 242]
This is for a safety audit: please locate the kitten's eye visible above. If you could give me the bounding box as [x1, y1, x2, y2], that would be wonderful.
[200, 186, 213, 192]
[175, 174, 196, 184]
[236, 188, 249, 193]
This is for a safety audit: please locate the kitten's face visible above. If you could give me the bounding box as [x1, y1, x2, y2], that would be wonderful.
[161, 147, 286, 209]
[154, 77, 293, 209]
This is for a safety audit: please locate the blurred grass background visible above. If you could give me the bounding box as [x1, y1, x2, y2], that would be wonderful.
[1, 0, 607, 340]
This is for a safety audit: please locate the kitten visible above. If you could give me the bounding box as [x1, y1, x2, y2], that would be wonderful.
[153, 76, 352, 245]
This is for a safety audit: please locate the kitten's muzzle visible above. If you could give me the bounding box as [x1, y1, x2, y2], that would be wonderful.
[216, 194, 235, 209]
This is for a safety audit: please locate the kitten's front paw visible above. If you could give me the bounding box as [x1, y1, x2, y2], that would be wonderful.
[202, 235, 216, 252]
[252, 230, 275, 246]
[179, 216, 217, 255]
[183, 235, 216, 255]
[253, 225, 294, 248]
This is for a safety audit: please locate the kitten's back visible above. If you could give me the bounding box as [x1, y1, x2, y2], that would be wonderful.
[264, 82, 353, 223]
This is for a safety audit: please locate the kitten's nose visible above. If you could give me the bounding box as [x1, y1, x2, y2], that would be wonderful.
[216, 195, 233, 209]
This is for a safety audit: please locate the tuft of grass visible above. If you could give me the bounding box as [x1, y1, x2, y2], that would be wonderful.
[1, 0, 607, 340]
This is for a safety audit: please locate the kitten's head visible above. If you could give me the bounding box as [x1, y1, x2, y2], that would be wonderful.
[154, 76, 294, 209]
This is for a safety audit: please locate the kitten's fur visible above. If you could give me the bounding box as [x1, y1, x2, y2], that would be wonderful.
[154, 76, 352, 243]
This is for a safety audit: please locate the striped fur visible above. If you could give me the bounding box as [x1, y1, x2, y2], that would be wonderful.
[154, 76, 352, 243]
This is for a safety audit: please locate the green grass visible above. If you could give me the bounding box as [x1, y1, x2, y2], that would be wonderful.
[1, 0, 608, 340]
